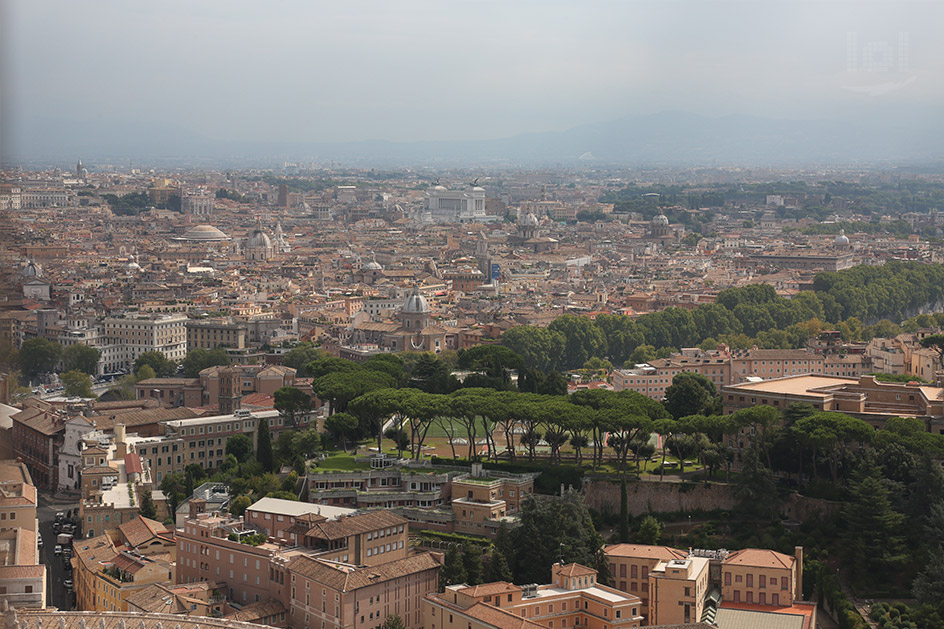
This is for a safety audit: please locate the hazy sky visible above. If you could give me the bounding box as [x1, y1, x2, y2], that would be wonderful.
[3, 0, 943, 152]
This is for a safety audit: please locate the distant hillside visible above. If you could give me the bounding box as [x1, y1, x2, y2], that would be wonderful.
[7, 111, 944, 167]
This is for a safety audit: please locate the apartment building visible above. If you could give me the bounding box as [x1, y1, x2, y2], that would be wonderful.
[306, 468, 454, 509]
[102, 313, 188, 370]
[450, 466, 535, 538]
[722, 374, 944, 434]
[427, 562, 643, 629]
[647, 556, 710, 625]
[604, 544, 807, 626]
[721, 548, 802, 606]
[0, 460, 44, 610]
[176, 498, 412, 606]
[79, 426, 153, 538]
[10, 399, 63, 489]
[176, 513, 281, 605]
[162, 409, 279, 473]
[603, 544, 686, 622]
[73, 534, 174, 612]
[0, 527, 45, 610]
[612, 346, 828, 400]
[187, 319, 249, 350]
[288, 553, 441, 629]
[0, 459, 38, 534]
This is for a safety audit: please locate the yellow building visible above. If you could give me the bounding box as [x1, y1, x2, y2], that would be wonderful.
[721, 548, 802, 607]
[603, 544, 686, 621]
[186, 319, 248, 350]
[450, 465, 535, 538]
[427, 563, 643, 629]
[648, 556, 710, 626]
[0, 459, 38, 535]
[72, 534, 173, 612]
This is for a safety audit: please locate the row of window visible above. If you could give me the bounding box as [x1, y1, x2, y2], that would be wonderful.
[730, 590, 781, 605]
[366, 525, 404, 540]
[366, 540, 403, 557]
[724, 572, 790, 589]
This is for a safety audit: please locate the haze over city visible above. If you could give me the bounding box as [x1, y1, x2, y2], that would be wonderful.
[3, 0, 944, 165]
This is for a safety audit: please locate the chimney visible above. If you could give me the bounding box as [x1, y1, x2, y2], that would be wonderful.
[794, 546, 804, 601]
[115, 423, 128, 458]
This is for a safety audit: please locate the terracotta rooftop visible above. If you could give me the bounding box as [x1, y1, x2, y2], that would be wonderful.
[288, 552, 441, 592]
[604, 544, 687, 561]
[725, 548, 795, 570]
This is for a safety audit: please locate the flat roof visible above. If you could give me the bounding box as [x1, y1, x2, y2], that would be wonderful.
[533, 585, 636, 604]
[247, 497, 354, 519]
[165, 410, 279, 427]
[724, 374, 856, 398]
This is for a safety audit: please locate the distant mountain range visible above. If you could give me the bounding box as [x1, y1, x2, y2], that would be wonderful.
[7, 111, 944, 167]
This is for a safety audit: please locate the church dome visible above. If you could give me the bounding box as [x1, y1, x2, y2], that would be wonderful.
[402, 288, 430, 314]
[651, 213, 670, 226]
[22, 259, 41, 278]
[363, 258, 383, 271]
[247, 229, 272, 248]
[182, 224, 230, 241]
[519, 212, 539, 227]
[834, 229, 850, 245]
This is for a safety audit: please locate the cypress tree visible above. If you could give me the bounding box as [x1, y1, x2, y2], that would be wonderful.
[257, 417, 274, 472]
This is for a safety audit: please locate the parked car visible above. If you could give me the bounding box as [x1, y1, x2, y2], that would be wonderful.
[64, 579, 73, 590]
[54, 545, 62, 556]
[37, 536, 43, 549]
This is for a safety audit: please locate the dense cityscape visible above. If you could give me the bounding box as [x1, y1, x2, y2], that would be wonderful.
[3, 2, 944, 629]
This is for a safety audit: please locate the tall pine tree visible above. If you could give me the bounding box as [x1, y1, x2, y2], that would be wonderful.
[257, 417, 274, 472]
[440, 545, 467, 590]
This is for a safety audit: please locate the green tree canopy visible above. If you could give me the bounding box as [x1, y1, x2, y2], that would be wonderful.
[324, 412, 359, 451]
[636, 515, 663, 545]
[62, 344, 101, 375]
[663, 372, 717, 419]
[226, 434, 254, 463]
[139, 489, 157, 519]
[18, 337, 62, 379]
[229, 495, 252, 517]
[134, 351, 176, 377]
[511, 489, 606, 585]
[61, 370, 95, 398]
[282, 343, 327, 376]
[273, 386, 312, 429]
[181, 348, 231, 377]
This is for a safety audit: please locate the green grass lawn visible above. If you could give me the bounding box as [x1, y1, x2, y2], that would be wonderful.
[423, 416, 491, 438]
[313, 451, 371, 472]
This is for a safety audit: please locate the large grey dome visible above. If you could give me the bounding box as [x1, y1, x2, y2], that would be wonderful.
[651, 213, 669, 226]
[402, 288, 430, 314]
[182, 224, 230, 241]
[247, 229, 272, 248]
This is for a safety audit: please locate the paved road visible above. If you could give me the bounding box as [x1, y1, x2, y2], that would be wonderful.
[37, 493, 80, 610]
[38, 382, 113, 401]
